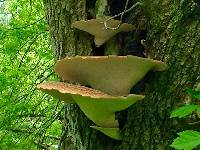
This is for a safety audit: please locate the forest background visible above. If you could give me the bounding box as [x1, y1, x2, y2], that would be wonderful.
[0, 0, 200, 149]
[0, 0, 62, 149]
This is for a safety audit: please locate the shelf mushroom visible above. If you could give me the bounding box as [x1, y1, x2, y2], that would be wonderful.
[37, 81, 75, 103]
[55, 55, 167, 96]
[37, 81, 144, 128]
[72, 18, 135, 47]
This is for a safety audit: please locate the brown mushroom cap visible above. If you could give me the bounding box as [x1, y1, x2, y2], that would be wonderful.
[37, 81, 144, 127]
[72, 18, 135, 47]
[37, 81, 112, 103]
[55, 55, 167, 96]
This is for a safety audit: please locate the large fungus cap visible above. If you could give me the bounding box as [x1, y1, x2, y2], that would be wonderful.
[91, 126, 121, 140]
[37, 81, 144, 127]
[72, 18, 135, 47]
[55, 55, 167, 96]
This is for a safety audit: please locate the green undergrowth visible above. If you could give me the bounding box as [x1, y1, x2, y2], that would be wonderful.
[170, 87, 200, 150]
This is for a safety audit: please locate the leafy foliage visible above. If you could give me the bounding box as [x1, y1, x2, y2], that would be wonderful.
[171, 130, 200, 150]
[186, 88, 200, 100]
[170, 104, 200, 118]
[0, 0, 63, 149]
[170, 88, 200, 150]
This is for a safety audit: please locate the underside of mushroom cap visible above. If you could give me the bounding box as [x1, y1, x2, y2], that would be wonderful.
[91, 126, 121, 140]
[37, 81, 144, 127]
[55, 55, 167, 96]
[72, 94, 144, 127]
[72, 18, 135, 47]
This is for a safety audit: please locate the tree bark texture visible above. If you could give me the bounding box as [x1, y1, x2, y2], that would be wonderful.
[43, 0, 200, 149]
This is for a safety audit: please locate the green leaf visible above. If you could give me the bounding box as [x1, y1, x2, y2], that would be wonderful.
[186, 88, 200, 100]
[171, 130, 200, 150]
[170, 104, 200, 118]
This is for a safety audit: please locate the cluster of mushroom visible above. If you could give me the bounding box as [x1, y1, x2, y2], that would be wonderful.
[37, 18, 167, 140]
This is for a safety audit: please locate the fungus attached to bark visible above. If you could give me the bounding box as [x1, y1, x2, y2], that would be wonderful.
[72, 18, 135, 47]
[55, 55, 167, 96]
[37, 81, 144, 127]
[91, 126, 121, 140]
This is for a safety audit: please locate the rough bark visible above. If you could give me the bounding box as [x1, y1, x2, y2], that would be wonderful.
[43, 0, 92, 59]
[43, 0, 93, 149]
[43, 0, 200, 149]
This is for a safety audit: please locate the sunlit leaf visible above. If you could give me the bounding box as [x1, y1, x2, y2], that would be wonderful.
[170, 104, 200, 118]
[171, 130, 200, 150]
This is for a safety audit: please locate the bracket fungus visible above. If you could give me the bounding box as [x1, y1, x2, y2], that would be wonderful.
[91, 126, 121, 140]
[37, 82, 75, 103]
[72, 18, 135, 47]
[37, 81, 144, 128]
[37, 81, 111, 103]
[55, 55, 167, 96]
[37, 17, 167, 141]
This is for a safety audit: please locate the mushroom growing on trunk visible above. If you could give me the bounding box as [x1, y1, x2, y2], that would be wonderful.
[55, 55, 167, 96]
[37, 81, 144, 140]
[72, 18, 135, 47]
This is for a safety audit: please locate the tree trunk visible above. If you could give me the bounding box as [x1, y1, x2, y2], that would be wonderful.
[43, 0, 200, 149]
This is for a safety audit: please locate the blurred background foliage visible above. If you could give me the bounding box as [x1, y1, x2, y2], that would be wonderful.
[0, 0, 63, 149]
